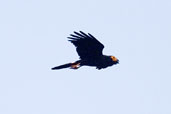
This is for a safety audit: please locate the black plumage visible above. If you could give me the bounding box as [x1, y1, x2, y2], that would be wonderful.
[52, 31, 119, 70]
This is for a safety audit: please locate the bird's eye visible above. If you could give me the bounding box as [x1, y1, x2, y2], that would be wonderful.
[110, 56, 118, 62]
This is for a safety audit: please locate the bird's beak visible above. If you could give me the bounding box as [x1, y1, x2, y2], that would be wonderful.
[110, 56, 119, 64]
[117, 60, 119, 64]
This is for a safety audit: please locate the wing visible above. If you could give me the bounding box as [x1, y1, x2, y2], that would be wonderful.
[68, 31, 104, 59]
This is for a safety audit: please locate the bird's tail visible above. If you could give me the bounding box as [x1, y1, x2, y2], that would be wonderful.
[51, 63, 72, 70]
[51, 62, 81, 70]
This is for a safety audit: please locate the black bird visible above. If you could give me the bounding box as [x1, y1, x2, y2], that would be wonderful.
[52, 31, 119, 70]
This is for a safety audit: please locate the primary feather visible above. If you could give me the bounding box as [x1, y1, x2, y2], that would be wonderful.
[68, 31, 104, 59]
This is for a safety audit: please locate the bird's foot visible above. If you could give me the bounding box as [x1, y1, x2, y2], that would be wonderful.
[70, 63, 80, 69]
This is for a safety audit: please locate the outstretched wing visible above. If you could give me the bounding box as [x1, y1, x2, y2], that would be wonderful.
[68, 31, 104, 59]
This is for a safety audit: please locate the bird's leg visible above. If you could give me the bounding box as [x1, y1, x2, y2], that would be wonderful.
[70, 62, 81, 69]
[96, 67, 102, 70]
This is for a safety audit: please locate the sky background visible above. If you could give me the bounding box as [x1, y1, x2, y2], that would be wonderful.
[0, 0, 171, 114]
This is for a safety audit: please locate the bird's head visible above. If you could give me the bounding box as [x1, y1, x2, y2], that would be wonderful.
[110, 56, 119, 64]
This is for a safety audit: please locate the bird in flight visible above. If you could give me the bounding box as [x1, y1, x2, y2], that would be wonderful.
[52, 31, 119, 70]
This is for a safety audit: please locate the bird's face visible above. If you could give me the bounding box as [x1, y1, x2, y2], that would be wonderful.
[110, 56, 119, 64]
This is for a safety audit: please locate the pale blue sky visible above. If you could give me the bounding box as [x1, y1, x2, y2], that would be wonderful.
[0, 0, 171, 114]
